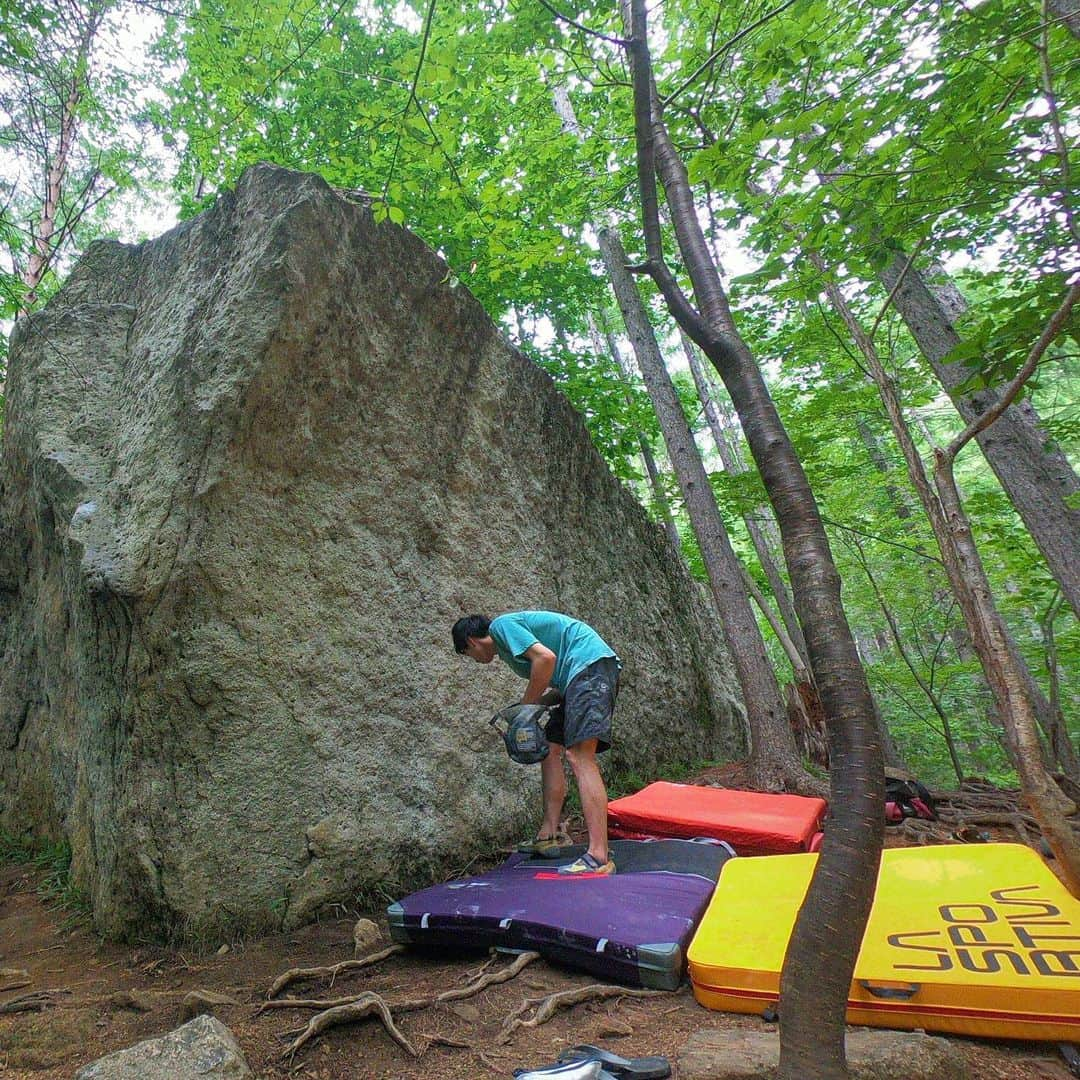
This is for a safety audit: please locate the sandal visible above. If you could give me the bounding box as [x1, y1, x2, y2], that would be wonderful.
[514, 1059, 606, 1078]
[557, 851, 615, 876]
[557, 1045, 671, 1079]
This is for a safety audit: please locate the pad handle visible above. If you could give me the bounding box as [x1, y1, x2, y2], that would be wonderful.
[858, 980, 921, 1000]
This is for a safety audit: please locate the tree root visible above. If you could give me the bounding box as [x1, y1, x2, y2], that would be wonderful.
[950, 811, 1039, 845]
[271, 950, 542, 1059]
[462, 950, 501, 984]
[267, 943, 405, 998]
[259, 994, 378, 1014]
[441, 949, 541, 1001]
[0, 989, 70, 1015]
[280, 991, 419, 1061]
[497, 983, 665, 1044]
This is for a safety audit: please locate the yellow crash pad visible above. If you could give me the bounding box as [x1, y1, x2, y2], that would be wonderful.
[688, 843, 1080, 1041]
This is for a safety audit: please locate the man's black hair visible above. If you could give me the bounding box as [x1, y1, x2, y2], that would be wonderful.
[452, 614, 491, 653]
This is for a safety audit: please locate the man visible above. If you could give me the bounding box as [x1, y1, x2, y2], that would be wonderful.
[452, 610, 621, 876]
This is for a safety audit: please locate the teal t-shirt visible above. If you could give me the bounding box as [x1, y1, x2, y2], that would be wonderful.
[488, 611, 620, 692]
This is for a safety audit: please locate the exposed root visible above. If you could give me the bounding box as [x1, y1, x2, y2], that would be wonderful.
[267, 943, 405, 998]
[442, 950, 540, 1000]
[258, 994, 377, 1014]
[0, 989, 70, 1015]
[0, 972, 31, 993]
[477, 1050, 503, 1073]
[461, 950, 501, 984]
[927, 786, 1056, 853]
[497, 983, 665, 1044]
[420, 1033, 473, 1049]
[272, 950, 541, 1059]
[280, 991, 419, 1061]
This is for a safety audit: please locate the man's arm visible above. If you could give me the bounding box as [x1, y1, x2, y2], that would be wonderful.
[521, 643, 556, 704]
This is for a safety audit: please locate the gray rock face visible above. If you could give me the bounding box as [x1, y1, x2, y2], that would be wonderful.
[0, 164, 744, 940]
[74, 1015, 252, 1079]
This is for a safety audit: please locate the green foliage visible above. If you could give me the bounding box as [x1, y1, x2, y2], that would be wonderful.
[0, 828, 35, 863]
[3, 0, 1073, 793]
[530, 337, 656, 485]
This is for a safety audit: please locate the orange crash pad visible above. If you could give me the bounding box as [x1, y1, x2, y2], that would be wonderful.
[607, 781, 826, 854]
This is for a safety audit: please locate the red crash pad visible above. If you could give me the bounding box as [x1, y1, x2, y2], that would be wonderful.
[607, 781, 826, 855]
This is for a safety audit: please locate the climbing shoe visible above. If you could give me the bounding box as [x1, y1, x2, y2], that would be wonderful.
[557, 852, 615, 876]
[516, 834, 570, 858]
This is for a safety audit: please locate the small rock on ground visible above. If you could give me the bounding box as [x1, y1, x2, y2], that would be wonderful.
[182, 988, 241, 1021]
[74, 1014, 252, 1079]
[353, 917, 382, 955]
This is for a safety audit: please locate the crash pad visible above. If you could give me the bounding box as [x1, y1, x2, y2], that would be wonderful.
[387, 838, 734, 989]
[688, 843, 1080, 1041]
[607, 781, 826, 854]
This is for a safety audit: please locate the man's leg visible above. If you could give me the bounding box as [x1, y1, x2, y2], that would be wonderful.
[564, 738, 608, 863]
[539, 742, 566, 839]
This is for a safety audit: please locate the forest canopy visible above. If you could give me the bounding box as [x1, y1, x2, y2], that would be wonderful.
[1, 0, 1076, 789]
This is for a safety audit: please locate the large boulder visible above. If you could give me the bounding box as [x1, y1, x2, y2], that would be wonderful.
[0, 164, 744, 940]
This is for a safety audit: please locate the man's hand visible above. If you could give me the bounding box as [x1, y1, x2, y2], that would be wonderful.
[538, 686, 562, 707]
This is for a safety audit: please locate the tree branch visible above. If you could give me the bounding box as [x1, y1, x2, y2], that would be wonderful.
[661, 0, 801, 108]
[943, 279, 1080, 463]
[535, 0, 628, 46]
[868, 238, 927, 343]
[1037, 0, 1080, 245]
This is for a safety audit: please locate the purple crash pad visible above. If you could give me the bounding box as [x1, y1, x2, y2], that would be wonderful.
[386, 838, 733, 989]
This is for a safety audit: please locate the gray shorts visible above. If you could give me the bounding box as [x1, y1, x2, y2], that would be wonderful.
[544, 657, 620, 753]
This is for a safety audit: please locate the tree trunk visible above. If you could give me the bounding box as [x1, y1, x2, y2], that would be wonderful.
[21, 8, 102, 310]
[934, 453, 1080, 894]
[682, 331, 811, 669]
[879, 255, 1080, 619]
[855, 416, 916, 522]
[823, 246, 1080, 890]
[555, 82, 816, 794]
[1049, 0, 1080, 37]
[864, 263, 1075, 777]
[587, 317, 682, 552]
[849, 535, 965, 783]
[1039, 594, 1080, 782]
[623, 4, 884, 1075]
[597, 223, 816, 795]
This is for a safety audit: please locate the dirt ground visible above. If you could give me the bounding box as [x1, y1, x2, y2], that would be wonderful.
[1, 778, 1077, 1079]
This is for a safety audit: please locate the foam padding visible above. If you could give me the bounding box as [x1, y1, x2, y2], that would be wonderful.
[388, 838, 733, 989]
[607, 781, 827, 854]
[688, 843, 1080, 1040]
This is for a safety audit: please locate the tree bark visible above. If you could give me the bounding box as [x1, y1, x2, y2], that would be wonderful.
[1048, 0, 1080, 37]
[623, 3, 884, 1075]
[588, 317, 682, 552]
[682, 331, 811, 670]
[1039, 594, 1079, 783]
[20, 6, 104, 310]
[825, 246, 1080, 890]
[848, 535, 965, 783]
[879, 255, 1080, 620]
[597, 224, 816, 795]
[555, 82, 816, 793]
[934, 452, 1080, 894]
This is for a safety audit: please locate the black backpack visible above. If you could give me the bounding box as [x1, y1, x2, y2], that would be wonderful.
[885, 777, 936, 822]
